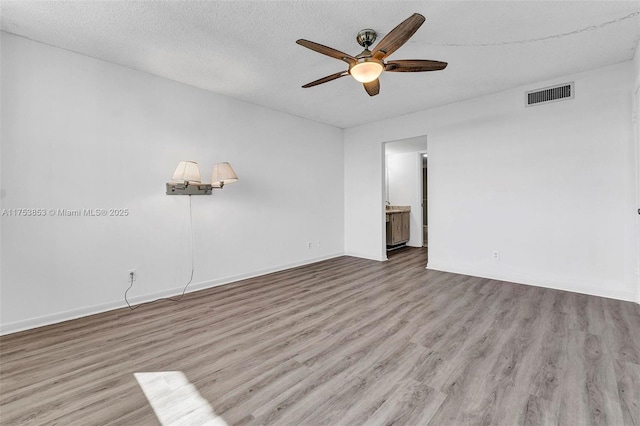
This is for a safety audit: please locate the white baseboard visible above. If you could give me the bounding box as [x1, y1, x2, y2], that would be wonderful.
[0, 252, 344, 336]
[344, 251, 388, 262]
[427, 261, 637, 303]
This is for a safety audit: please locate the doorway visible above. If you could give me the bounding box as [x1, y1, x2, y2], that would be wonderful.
[384, 136, 428, 257]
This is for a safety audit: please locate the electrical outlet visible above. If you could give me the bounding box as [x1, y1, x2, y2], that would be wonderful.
[317, 240, 321, 248]
[492, 251, 500, 261]
[128, 269, 137, 282]
[307, 242, 312, 249]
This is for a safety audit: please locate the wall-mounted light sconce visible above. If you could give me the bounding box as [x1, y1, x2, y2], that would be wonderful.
[166, 161, 238, 195]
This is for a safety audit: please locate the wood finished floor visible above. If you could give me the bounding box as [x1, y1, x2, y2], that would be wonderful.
[1, 247, 639, 425]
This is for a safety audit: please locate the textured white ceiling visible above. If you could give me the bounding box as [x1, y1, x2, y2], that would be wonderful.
[1, 1, 639, 128]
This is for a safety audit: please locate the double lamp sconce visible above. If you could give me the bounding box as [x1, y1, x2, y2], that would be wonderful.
[166, 161, 238, 195]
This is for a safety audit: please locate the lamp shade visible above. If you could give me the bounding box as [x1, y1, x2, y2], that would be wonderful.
[350, 61, 383, 83]
[211, 162, 238, 188]
[172, 161, 201, 183]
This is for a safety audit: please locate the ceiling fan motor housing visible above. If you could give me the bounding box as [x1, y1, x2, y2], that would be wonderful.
[356, 29, 377, 48]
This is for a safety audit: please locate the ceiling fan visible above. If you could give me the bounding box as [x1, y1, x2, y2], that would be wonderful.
[296, 13, 447, 97]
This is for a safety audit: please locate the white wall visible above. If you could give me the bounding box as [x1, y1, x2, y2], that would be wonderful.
[633, 39, 640, 304]
[0, 33, 345, 334]
[345, 61, 638, 302]
[344, 133, 386, 260]
[386, 152, 422, 247]
[634, 38, 640, 90]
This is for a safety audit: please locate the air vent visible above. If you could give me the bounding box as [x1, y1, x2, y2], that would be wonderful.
[525, 82, 574, 107]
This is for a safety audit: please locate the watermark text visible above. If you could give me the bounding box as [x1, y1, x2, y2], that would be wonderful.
[2, 208, 130, 217]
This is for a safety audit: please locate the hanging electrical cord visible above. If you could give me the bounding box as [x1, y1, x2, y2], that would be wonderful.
[125, 195, 195, 310]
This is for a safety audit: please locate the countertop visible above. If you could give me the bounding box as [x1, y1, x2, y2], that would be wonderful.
[386, 206, 411, 213]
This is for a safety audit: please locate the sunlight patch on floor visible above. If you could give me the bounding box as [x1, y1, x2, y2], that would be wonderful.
[135, 371, 228, 426]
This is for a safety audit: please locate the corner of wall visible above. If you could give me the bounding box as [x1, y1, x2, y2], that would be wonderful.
[633, 38, 640, 91]
[633, 38, 640, 305]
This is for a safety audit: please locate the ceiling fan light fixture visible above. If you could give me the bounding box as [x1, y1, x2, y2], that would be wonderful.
[297, 13, 445, 96]
[350, 60, 383, 83]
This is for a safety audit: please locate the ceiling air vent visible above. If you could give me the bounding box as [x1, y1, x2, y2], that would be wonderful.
[525, 82, 574, 107]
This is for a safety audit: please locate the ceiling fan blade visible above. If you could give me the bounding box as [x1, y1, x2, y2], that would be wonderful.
[363, 79, 380, 96]
[302, 71, 349, 88]
[385, 60, 448, 72]
[296, 39, 356, 65]
[372, 13, 425, 60]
